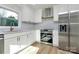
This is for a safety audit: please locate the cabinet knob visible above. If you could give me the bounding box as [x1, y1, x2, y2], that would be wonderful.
[17, 37, 20, 41]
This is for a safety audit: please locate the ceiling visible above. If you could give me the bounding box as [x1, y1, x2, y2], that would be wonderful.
[30, 4, 54, 9]
[14, 4, 55, 9]
[2, 4, 57, 11]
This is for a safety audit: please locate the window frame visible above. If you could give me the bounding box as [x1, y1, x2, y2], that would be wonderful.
[0, 6, 19, 28]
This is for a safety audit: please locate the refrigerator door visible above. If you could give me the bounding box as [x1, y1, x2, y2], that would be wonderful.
[59, 13, 69, 50]
[70, 11, 79, 53]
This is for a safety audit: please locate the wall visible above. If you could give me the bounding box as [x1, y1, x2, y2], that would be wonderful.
[35, 20, 55, 30]
[21, 22, 35, 32]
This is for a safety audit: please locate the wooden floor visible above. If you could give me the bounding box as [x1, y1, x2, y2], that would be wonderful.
[32, 42, 58, 54]
[32, 42, 73, 54]
[18, 42, 73, 54]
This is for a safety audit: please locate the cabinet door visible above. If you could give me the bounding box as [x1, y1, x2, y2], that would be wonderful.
[4, 37, 18, 54]
[22, 5, 34, 22]
[20, 35, 27, 49]
[34, 9, 42, 23]
[28, 31, 35, 43]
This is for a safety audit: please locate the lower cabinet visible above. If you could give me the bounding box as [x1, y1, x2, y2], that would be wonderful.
[4, 36, 27, 54]
[4, 37, 18, 54]
[19, 35, 27, 50]
[4, 32, 36, 54]
[27, 31, 35, 43]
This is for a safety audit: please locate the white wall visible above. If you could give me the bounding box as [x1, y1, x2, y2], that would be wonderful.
[21, 22, 35, 32]
[35, 19, 58, 30]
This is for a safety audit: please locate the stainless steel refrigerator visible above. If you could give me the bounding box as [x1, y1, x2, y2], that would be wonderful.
[59, 6, 79, 53]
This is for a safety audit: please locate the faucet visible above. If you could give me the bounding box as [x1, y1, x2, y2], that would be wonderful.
[10, 22, 14, 31]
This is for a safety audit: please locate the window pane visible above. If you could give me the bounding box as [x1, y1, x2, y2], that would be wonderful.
[0, 8, 18, 26]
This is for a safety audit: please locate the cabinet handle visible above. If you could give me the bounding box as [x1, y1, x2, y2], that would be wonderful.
[27, 34, 28, 38]
[17, 37, 18, 41]
[19, 37, 20, 41]
[17, 37, 20, 41]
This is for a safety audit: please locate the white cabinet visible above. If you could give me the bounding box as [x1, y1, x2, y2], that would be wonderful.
[34, 9, 42, 23]
[42, 8, 53, 19]
[22, 5, 34, 22]
[22, 5, 42, 23]
[20, 35, 27, 49]
[21, 6, 54, 23]
[4, 37, 18, 54]
[4, 35, 27, 54]
[26, 31, 35, 45]
[4, 32, 36, 54]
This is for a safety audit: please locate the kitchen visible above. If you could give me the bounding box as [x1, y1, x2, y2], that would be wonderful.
[1, 4, 79, 54]
[0, 4, 58, 54]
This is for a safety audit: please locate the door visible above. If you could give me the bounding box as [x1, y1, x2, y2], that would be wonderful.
[20, 35, 27, 49]
[28, 31, 35, 43]
[70, 10, 79, 53]
[4, 37, 18, 54]
[58, 4, 69, 50]
[59, 13, 69, 50]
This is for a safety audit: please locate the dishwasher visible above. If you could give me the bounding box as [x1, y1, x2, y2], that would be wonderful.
[0, 34, 4, 54]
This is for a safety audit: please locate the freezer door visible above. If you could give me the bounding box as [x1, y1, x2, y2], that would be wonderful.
[70, 11, 79, 53]
[59, 13, 69, 50]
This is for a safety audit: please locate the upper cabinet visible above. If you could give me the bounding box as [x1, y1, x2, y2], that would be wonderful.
[21, 5, 42, 23]
[42, 8, 53, 20]
[21, 5, 34, 23]
[34, 9, 42, 23]
[21, 5, 54, 23]
[34, 7, 54, 23]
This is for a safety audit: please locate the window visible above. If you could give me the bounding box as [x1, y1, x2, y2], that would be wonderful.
[0, 7, 18, 26]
